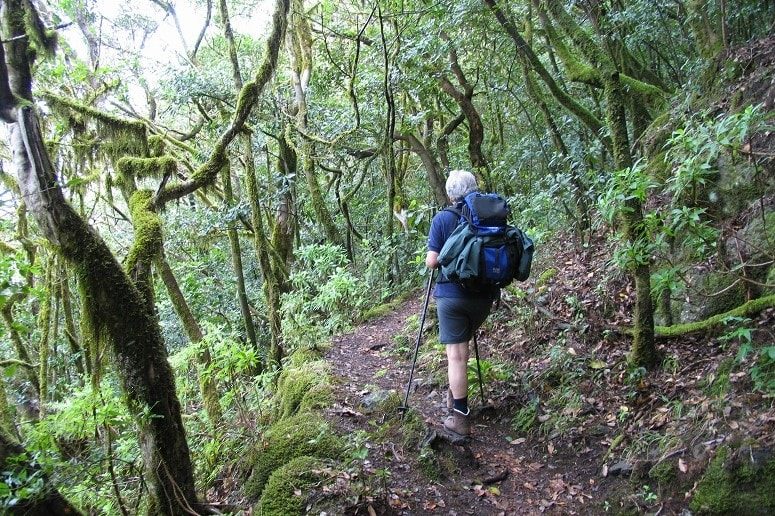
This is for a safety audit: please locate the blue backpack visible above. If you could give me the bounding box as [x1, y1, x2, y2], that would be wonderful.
[437, 192, 533, 291]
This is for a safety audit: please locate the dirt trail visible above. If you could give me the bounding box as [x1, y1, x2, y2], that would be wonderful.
[324, 295, 609, 515]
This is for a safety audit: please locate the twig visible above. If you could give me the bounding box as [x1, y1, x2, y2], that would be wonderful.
[0, 22, 73, 43]
[483, 470, 509, 485]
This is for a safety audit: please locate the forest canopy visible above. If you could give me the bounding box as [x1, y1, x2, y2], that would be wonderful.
[0, 0, 773, 513]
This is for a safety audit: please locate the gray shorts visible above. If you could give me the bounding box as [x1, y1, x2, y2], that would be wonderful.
[436, 297, 492, 344]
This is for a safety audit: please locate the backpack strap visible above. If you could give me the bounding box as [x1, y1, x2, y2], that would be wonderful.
[442, 203, 472, 225]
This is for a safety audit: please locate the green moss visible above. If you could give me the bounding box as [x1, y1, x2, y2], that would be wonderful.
[116, 156, 177, 185]
[285, 347, 324, 367]
[244, 413, 344, 500]
[125, 190, 162, 274]
[360, 289, 421, 322]
[147, 135, 166, 157]
[765, 267, 775, 296]
[273, 359, 332, 420]
[256, 456, 335, 515]
[656, 295, 775, 338]
[42, 93, 148, 160]
[536, 268, 558, 290]
[691, 446, 775, 513]
[649, 460, 677, 486]
[418, 447, 440, 480]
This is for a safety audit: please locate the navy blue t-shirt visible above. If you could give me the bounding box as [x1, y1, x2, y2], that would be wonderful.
[427, 203, 495, 299]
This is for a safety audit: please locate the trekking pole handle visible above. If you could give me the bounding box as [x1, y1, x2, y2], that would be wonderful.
[402, 268, 436, 414]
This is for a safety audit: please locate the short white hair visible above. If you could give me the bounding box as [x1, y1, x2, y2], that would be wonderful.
[445, 169, 478, 202]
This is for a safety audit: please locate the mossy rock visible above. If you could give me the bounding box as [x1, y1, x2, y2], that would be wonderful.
[285, 347, 325, 368]
[273, 359, 332, 420]
[735, 211, 775, 263]
[255, 456, 336, 516]
[648, 460, 677, 486]
[765, 266, 775, 296]
[679, 270, 747, 323]
[691, 445, 775, 514]
[244, 413, 344, 500]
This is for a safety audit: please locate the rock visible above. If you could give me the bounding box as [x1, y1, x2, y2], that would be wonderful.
[678, 269, 746, 323]
[608, 461, 634, 477]
[360, 388, 393, 414]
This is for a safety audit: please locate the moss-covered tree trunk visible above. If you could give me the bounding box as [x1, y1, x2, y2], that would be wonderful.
[220, 0, 289, 366]
[1, 2, 200, 510]
[537, 0, 659, 367]
[605, 76, 658, 368]
[216, 1, 260, 353]
[289, 0, 342, 247]
[221, 160, 259, 351]
[10, 107, 199, 512]
[59, 260, 86, 377]
[156, 253, 222, 426]
[37, 259, 53, 416]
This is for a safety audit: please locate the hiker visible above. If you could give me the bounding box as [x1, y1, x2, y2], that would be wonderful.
[425, 169, 497, 436]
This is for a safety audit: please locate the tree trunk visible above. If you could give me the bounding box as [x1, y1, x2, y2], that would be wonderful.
[59, 261, 86, 378]
[289, 0, 341, 246]
[37, 259, 53, 416]
[2, 6, 199, 501]
[221, 161, 259, 351]
[156, 253, 222, 426]
[538, 0, 658, 367]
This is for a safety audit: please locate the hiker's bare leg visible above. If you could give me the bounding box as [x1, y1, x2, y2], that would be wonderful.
[447, 341, 469, 399]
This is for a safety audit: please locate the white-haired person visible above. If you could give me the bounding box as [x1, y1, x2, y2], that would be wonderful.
[425, 169, 497, 436]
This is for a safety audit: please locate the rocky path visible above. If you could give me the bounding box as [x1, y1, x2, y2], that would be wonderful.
[323, 295, 606, 515]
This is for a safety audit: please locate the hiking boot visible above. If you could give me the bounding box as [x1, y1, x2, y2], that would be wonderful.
[443, 408, 470, 436]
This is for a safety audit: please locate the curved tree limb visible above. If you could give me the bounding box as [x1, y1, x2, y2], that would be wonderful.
[155, 0, 290, 206]
[655, 294, 775, 338]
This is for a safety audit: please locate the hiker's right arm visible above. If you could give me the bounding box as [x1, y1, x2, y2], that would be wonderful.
[426, 251, 439, 269]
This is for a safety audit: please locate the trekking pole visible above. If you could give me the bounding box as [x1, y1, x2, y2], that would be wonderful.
[400, 269, 436, 417]
[473, 332, 485, 403]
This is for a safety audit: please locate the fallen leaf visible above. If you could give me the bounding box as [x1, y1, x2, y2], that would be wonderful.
[294, 489, 302, 496]
[508, 437, 527, 445]
[601, 464, 609, 477]
[679, 458, 688, 473]
[547, 443, 556, 455]
[489, 486, 501, 496]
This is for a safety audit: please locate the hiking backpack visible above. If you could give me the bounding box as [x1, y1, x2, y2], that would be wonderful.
[437, 192, 534, 291]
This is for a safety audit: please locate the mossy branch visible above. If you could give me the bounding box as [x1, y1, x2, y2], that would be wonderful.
[483, 0, 610, 151]
[41, 92, 148, 158]
[539, 1, 668, 100]
[116, 156, 177, 184]
[655, 294, 775, 338]
[0, 359, 37, 370]
[155, 0, 290, 206]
